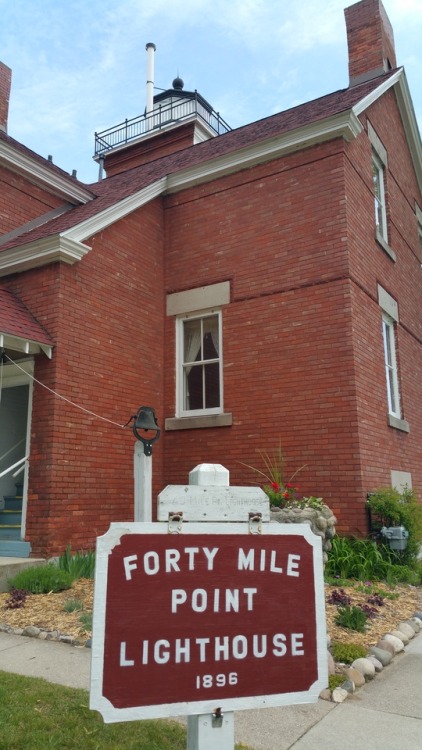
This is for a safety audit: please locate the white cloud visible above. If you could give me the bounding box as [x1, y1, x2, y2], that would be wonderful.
[1, 0, 420, 182]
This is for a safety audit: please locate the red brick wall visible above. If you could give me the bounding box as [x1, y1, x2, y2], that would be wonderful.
[162, 104, 422, 535]
[7, 199, 165, 556]
[344, 90, 422, 510]
[4, 81, 421, 553]
[0, 62, 11, 132]
[345, 0, 396, 84]
[0, 166, 64, 236]
[104, 121, 198, 176]
[162, 139, 369, 532]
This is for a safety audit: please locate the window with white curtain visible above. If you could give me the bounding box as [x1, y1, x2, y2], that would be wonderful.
[177, 311, 222, 415]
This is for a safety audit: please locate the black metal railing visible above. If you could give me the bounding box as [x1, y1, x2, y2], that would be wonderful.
[94, 93, 231, 156]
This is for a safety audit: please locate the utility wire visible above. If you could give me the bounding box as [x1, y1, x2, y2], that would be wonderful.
[2, 354, 127, 429]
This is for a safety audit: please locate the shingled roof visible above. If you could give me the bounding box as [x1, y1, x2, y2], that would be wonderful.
[0, 68, 410, 257]
[0, 287, 53, 356]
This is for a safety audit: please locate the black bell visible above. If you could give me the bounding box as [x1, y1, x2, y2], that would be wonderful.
[132, 406, 160, 455]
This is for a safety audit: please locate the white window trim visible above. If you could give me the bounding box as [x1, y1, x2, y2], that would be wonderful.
[416, 203, 422, 264]
[176, 308, 224, 418]
[373, 150, 388, 244]
[382, 312, 400, 419]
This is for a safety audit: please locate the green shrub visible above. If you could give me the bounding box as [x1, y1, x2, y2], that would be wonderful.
[385, 564, 420, 586]
[328, 674, 347, 691]
[368, 486, 422, 565]
[8, 564, 73, 594]
[335, 605, 368, 633]
[330, 641, 367, 663]
[63, 598, 84, 613]
[58, 546, 95, 580]
[325, 535, 389, 581]
[79, 611, 93, 631]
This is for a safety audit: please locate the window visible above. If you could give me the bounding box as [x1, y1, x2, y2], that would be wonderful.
[382, 313, 400, 418]
[177, 311, 223, 416]
[373, 151, 387, 242]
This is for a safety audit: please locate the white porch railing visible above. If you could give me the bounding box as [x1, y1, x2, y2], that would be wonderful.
[0, 455, 28, 480]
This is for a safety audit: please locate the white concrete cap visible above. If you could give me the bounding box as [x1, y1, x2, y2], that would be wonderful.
[189, 463, 230, 486]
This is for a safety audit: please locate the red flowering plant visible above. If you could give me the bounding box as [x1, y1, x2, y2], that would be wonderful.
[241, 444, 324, 509]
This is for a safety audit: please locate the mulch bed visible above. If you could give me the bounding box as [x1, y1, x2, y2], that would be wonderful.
[0, 578, 420, 648]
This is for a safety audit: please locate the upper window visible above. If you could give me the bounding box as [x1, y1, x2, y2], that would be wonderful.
[373, 151, 387, 243]
[382, 313, 400, 418]
[177, 310, 223, 416]
[418, 221, 422, 263]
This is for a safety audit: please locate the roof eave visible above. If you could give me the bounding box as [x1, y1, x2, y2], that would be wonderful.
[0, 235, 90, 277]
[353, 68, 422, 195]
[0, 139, 95, 204]
[166, 109, 363, 194]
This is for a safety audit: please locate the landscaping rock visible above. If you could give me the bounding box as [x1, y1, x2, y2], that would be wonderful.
[366, 655, 383, 672]
[410, 618, 421, 632]
[339, 666, 365, 688]
[369, 646, 392, 666]
[413, 611, 422, 621]
[341, 679, 355, 694]
[389, 629, 409, 645]
[383, 633, 405, 653]
[376, 639, 395, 657]
[351, 657, 376, 680]
[22, 625, 41, 638]
[397, 622, 416, 639]
[331, 687, 348, 703]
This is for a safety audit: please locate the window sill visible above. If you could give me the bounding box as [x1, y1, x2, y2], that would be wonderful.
[388, 414, 410, 433]
[165, 413, 233, 431]
[375, 230, 396, 262]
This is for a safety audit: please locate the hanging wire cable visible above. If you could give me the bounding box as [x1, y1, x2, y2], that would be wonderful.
[3, 353, 127, 429]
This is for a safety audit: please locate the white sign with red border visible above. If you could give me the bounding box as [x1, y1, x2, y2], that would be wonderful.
[90, 521, 327, 723]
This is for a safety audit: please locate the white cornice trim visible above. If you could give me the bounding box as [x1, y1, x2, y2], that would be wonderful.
[0, 140, 94, 204]
[393, 73, 422, 194]
[66, 112, 362, 242]
[8, 81, 418, 276]
[0, 235, 90, 276]
[353, 69, 422, 194]
[166, 110, 363, 193]
[352, 69, 403, 116]
[63, 177, 168, 242]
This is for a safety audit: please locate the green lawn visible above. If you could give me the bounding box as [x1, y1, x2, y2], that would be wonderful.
[0, 671, 252, 750]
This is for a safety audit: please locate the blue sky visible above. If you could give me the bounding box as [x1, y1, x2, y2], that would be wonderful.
[1, 0, 421, 184]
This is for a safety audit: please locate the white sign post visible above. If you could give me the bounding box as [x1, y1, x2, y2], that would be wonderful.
[90, 464, 328, 750]
[185, 464, 235, 750]
[134, 441, 152, 522]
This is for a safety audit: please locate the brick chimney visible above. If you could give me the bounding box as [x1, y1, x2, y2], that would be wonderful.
[0, 62, 12, 133]
[345, 0, 397, 87]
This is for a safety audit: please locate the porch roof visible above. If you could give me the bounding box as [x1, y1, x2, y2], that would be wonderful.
[0, 288, 53, 358]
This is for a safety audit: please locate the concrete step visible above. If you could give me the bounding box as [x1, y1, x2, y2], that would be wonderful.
[3, 497, 23, 511]
[0, 510, 22, 525]
[0, 527, 21, 540]
[0, 556, 44, 592]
